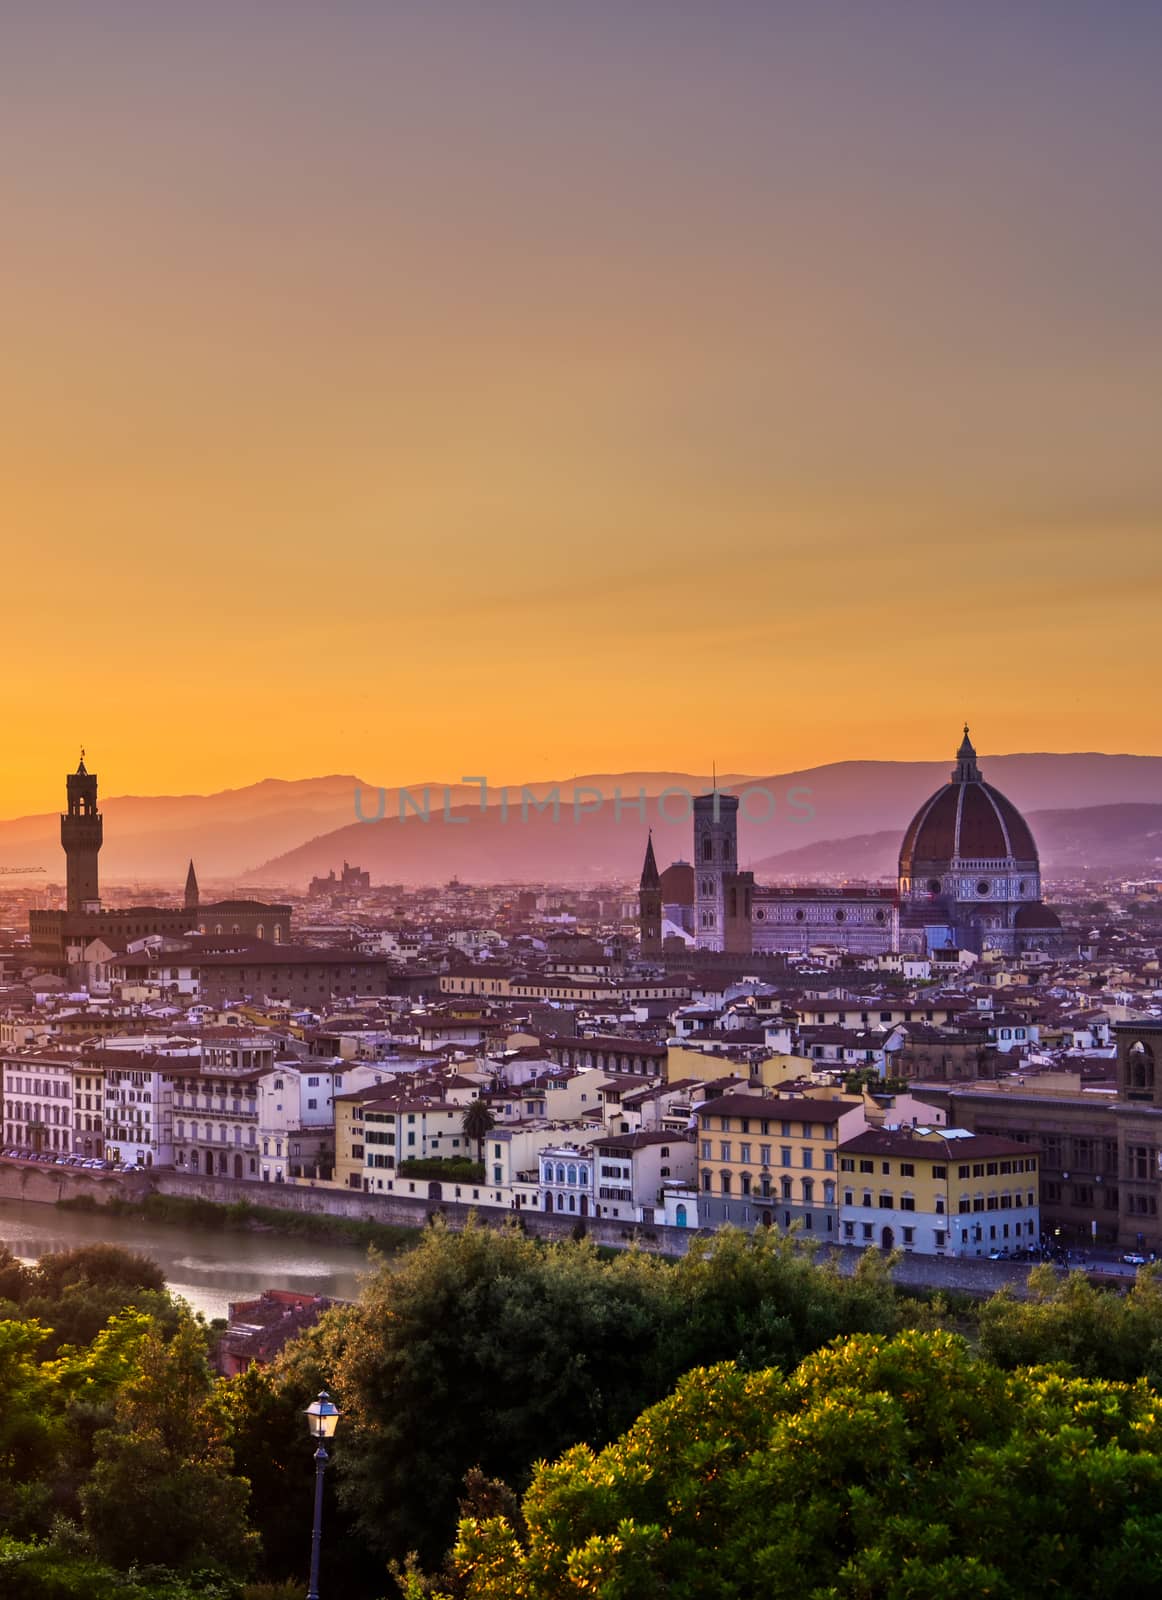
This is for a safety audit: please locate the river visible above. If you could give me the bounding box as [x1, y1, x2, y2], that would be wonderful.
[0, 1196, 379, 1320]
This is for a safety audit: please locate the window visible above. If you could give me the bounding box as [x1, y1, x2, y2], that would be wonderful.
[781, 1146, 792, 1167]
[1128, 1145, 1152, 1181]
[840, 1157, 855, 1172]
[879, 1192, 893, 1209]
[859, 1159, 873, 1174]
[900, 1163, 915, 1177]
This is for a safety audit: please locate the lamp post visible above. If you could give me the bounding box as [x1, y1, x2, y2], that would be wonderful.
[304, 1390, 340, 1600]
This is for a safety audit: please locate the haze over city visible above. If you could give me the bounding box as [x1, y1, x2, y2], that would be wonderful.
[3, 3, 1162, 815]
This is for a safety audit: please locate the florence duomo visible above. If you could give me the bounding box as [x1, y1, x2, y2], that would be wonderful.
[641, 727, 1070, 961]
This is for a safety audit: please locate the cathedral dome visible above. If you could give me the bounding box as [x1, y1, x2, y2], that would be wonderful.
[899, 727, 1039, 876]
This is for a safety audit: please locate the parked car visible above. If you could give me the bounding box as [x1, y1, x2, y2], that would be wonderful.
[1122, 1252, 1148, 1266]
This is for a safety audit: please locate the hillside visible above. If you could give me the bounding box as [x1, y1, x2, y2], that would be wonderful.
[0, 771, 754, 882]
[249, 755, 1162, 886]
[752, 803, 1162, 880]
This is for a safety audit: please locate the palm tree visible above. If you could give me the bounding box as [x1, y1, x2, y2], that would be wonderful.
[462, 1097, 496, 1165]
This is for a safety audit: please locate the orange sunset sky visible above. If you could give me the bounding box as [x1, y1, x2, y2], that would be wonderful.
[2, 4, 1160, 817]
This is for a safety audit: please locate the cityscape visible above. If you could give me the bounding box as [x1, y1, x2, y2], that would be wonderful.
[4, 3, 1162, 1598]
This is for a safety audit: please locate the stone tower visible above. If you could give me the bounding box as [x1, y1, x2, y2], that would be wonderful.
[184, 858, 200, 912]
[638, 832, 663, 957]
[62, 753, 102, 913]
[693, 790, 738, 951]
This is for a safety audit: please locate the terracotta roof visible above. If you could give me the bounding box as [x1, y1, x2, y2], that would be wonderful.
[697, 1093, 857, 1122]
[900, 779, 1038, 871]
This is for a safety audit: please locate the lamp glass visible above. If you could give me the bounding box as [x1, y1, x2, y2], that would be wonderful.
[305, 1391, 340, 1441]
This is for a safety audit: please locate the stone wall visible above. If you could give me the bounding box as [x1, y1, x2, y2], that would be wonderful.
[0, 1158, 153, 1207]
[0, 1156, 1047, 1296]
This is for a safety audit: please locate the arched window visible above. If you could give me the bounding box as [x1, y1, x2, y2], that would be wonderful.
[1128, 1040, 1156, 1093]
[579, 1165, 589, 1184]
[720, 1170, 732, 1195]
[801, 1177, 814, 1204]
[702, 836, 713, 862]
[567, 1164, 577, 1185]
[256, 925, 265, 940]
[556, 1164, 566, 1184]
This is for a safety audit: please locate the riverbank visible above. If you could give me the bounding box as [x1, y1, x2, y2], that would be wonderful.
[56, 1189, 419, 1254]
[0, 1193, 377, 1321]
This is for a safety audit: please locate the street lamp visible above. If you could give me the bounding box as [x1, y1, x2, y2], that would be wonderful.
[304, 1391, 341, 1600]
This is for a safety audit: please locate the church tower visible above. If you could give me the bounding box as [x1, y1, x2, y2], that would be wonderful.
[62, 753, 102, 913]
[638, 832, 663, 957]
[184, 859, 200, 912]
[693, 790, 738, 951]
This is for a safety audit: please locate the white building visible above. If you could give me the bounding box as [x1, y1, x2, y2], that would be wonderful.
[2, 1051, 75, 1154]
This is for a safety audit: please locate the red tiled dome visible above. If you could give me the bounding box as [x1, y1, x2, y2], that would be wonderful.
[899, 728, 1039, 873]
[900, 780, 1038, 871]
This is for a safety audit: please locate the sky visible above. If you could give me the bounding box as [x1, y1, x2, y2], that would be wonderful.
[2, 2, 1160, 815]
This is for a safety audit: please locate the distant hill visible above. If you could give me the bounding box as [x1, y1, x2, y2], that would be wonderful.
[0, 771, 754, 883]
[248, 755, 1162, 886]
[752, 803, 1162, 879]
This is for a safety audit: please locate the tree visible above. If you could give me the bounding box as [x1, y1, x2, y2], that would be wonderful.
[15, 1246, 182, 1358]
[461, 1100, 496, 1165]
[80, 1321, 258, 1576]
[978, 1263, 1162, 1385]
[445, 1330, 1162, 1599]
[308, 1221, 909, 1569]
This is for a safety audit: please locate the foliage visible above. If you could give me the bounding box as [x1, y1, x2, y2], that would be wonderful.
[978, 1262, 1162, 1383]
[445, 1330, 1162, 1599]
[0, 1537, 237, 1598]
[0, 1245, 183, 1358]
[80, 1321, 258, 1576]
[57, 1193, 417, 1253]
[299, 1220, 905, 1566]
[398, 1158, 485, 1182]
[461, 1101, 496, 1163]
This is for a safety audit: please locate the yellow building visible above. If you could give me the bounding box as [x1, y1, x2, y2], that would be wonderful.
[837, 1127, 1039, 1258]
[667, 1044, 801, 1089]
[696, 1090, 867, 1238]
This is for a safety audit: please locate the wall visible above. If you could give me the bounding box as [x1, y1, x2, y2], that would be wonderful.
[0, 1156, 1058, 1297]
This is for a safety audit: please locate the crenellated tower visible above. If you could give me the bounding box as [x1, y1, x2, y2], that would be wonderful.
[61, 753, 102, 913]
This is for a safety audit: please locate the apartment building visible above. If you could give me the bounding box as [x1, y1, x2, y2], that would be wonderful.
[696, 1090, 868, 1236]
[837, 1126, 1039, 1257]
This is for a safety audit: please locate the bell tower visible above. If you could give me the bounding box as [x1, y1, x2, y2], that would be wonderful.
[693, 789, 739, 951]
[638, 832, 663, 958]
[62, 752, 102, 913]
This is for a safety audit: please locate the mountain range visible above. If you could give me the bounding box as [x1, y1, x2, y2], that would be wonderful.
[4, 755, 1161, 889]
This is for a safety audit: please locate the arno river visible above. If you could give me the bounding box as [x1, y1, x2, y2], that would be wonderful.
[0, 1196, 378, 1320]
